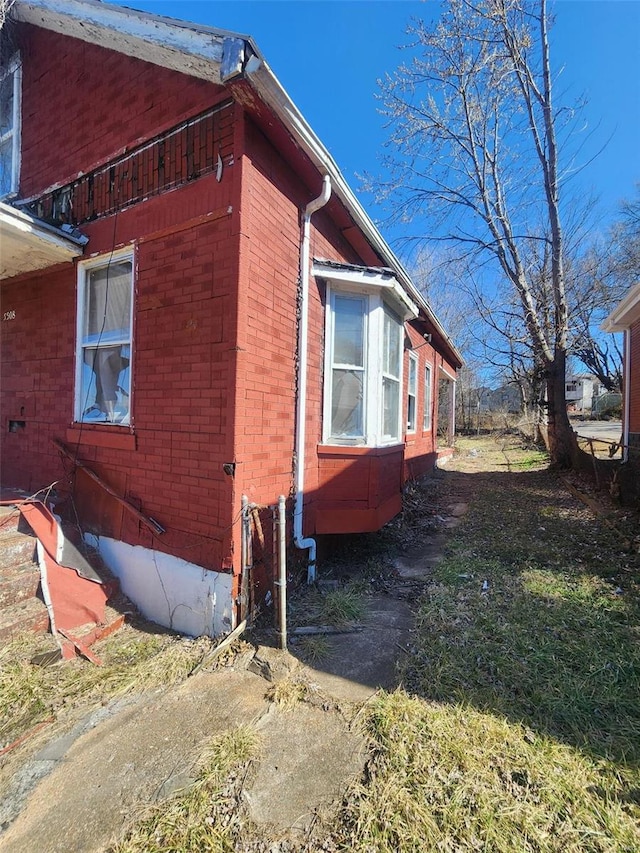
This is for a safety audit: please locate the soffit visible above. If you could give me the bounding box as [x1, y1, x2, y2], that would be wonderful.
[0, 202, 87, 280]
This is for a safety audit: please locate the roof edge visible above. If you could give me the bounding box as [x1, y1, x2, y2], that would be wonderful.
[602, 283, 640, 333]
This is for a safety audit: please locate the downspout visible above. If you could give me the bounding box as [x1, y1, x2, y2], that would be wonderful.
[294, 175, 331, 584]
[623, 330, 631, 462]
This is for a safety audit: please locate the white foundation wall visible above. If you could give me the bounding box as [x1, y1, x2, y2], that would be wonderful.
[85, 534, 235, 637]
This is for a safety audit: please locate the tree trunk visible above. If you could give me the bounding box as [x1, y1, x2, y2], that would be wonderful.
[545, 349, 576, 468]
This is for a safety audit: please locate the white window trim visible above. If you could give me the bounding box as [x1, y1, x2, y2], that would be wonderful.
[407, 351, 418, 433]
[423, 363, 433, 432]
[0, 54, 22, 199]
[75, 248, 135, 425]
[322, 281, 405, 447]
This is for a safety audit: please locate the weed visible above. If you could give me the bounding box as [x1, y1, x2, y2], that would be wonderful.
[266, 677, 308, 709]
[320, 587, 365, 625]
[297, 634, 332, 664]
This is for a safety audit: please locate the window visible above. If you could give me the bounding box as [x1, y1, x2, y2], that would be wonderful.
[325, 286, 407, 445]
[0, 55, 21, 198]
[423, 364, 432, 431]
[407, 352, 418, 433]
[76, 252, 134, 425]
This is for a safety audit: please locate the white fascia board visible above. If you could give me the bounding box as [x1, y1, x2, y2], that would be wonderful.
[601, 283, 640, 333]
[312, 263, 419, 320]
[14, 0, 228, 81]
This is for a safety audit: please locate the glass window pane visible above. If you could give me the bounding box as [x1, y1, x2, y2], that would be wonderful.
[333, 295, 365, 367]
[407, 395, 416, 431]
[80, 345, 131, 424]
[0, 73, 13, 136]
[383, 377, 400, 439]
[383, 307, 401, 378]
[408, 356, 417, 394]
[0, 138, 12, 196]
[424, 365, 432, 430]
[331, 368, 364, 437]
[85, 261, 132, 343]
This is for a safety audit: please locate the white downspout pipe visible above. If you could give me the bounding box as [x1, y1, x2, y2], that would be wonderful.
[622, 330, 631, 462]
[294, 175, 331, 584]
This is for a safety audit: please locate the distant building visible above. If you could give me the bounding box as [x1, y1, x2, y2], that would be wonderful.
[565, 375, 602, 414]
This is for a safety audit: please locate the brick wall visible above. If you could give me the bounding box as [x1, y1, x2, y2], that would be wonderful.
[2, 25, 242, 574]
[17, 24, 227, 199]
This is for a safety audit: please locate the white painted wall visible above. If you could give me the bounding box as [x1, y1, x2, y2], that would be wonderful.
[85, 534, 234, 638]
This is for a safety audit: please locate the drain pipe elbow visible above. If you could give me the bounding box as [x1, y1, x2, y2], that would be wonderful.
[294, 175, 331, 583]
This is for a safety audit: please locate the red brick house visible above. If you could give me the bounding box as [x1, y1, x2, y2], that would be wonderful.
[0, 0, 462, 637]
[603, 283, 640, 474]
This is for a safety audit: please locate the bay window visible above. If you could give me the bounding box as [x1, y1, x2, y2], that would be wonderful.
[0, 55, 21, 198]
[319, 263, 418, 447]
[76, 251, 134, 425]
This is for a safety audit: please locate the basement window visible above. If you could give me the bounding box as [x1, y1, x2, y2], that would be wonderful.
[75, 250, 134, 426]
[0, 55, 21, 198]
[319, 264, 418, 447]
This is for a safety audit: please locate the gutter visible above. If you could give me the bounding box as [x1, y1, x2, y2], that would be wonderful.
[294, 176, 332, 584]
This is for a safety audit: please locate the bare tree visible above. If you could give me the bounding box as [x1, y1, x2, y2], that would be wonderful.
[373, 0, 586, 466]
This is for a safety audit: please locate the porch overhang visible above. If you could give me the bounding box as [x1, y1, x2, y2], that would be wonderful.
[0, 202, 88, 280]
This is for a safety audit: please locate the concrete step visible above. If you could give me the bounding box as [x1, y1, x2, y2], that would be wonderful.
[0, 561, 41, 608]
[0, 597, 49, 641]
[0, 505, 22, 535]
[0, 530, 37, 570]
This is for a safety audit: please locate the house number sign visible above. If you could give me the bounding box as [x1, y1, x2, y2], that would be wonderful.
[3, 310, 16, 320]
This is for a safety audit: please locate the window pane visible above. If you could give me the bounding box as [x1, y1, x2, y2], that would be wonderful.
[333, 296, 365, 366]
[79, 258, 133, 425]
[80, 345, 131, 424]
[0, 73, 13, 136]
[408, 356, 417, 394]
[424, 365, 432, 430]
[407, 395, 416, 431]
[85, 261, 132, 343]
[331, 368, 364, 437]
[0, 138, 12, 196]
[383, 377, 400, 439]
[383, 307, 401, 378]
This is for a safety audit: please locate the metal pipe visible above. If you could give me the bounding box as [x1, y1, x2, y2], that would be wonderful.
[277, 494, 287, 650]
[294, 175, 331, 584]
[240, 494, 249, 623]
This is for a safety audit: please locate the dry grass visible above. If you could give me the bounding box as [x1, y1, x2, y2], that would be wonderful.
[266, 676, 308, 709]
[337, 692, 640, 852]
[111, 727, 259, 853]
[0, 625, 217, 752]
[329, 435, 640, 852]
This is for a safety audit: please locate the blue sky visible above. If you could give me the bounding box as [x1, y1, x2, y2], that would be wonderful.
[109, 0, 639, 260]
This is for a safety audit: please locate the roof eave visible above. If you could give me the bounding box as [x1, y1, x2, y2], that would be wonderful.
[601, 283, 640, 333]
[0, 201, 87, 280]
[246, 60, 464, 367]
[14, 0, 231, 81]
